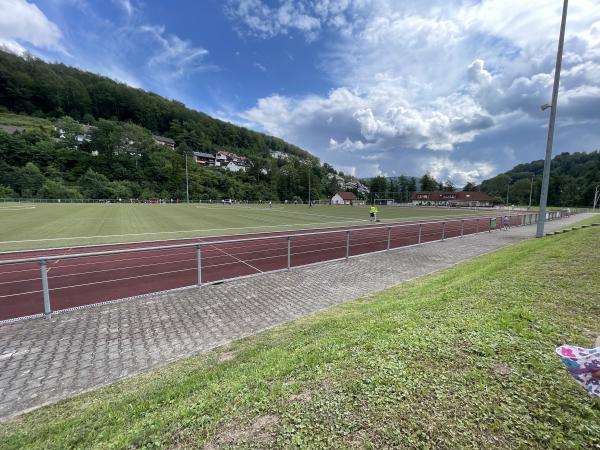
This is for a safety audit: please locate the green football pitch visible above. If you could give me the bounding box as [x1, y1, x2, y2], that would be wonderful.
[0, 202, 493, 252]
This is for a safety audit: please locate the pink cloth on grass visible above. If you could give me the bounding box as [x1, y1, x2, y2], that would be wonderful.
[556, 345, 600, 398]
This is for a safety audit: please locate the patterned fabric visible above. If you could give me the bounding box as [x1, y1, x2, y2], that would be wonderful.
[556, 345, 600, 398]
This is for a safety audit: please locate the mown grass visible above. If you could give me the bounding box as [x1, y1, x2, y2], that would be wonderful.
[0, 226, 599, 449]
[0, 203, 490, 251]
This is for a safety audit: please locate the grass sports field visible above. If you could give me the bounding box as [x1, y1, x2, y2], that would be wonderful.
[0, 203, 493, 252]
[0, 218, 597, 448]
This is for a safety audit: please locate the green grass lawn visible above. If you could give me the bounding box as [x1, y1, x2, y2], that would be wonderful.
[1, 221, 598, 449]
[0, 203, 492, 251]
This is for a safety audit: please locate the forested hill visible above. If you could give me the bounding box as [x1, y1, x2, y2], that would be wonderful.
[480, 151, 600, 207]
[0, 50, 355, 201]
[0, 50, 306, 159]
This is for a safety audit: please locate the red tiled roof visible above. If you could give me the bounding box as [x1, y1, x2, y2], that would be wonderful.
[336, 191, 357, 200]
[410, 191, 495, 202]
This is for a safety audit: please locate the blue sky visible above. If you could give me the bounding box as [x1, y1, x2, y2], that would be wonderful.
[2, 0, 600, 185]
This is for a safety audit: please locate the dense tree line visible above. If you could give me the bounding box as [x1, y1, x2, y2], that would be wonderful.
[365, 173, 465, 202]
[0, 50, 356, 201]
[480, 151, 600, 207]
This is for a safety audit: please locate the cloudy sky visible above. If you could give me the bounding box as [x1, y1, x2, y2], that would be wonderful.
[2, 0, 600, 184]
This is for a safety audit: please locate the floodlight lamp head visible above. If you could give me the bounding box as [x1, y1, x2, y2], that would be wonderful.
[541, 103, 552, 111]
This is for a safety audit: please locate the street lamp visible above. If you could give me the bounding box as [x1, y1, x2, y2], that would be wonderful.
[536, 0, 568, 237]
[528, 175, 534, 209]
[506, 181, 510, 207]
[184, 150, 190, 203]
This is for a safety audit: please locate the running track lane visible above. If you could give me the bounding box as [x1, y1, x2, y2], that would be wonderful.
[0, 214, 529, 321]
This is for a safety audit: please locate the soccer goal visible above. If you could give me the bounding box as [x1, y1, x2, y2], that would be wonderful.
[374, 199, 394, 206]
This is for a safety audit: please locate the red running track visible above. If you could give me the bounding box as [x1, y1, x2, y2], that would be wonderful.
[0, 214, 533, 321]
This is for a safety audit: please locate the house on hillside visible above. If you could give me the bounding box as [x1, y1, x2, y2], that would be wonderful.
[225, 160, 248, 172]
[76, 124, 97, 143]
[0, 125, 26, 135]
[192, 152, 216, 166]
[152, 135, 175, 149]
[331, 191, 357, 205]
[270, 150, 288, 160]
[343, 180, 370, 196]
[216, 150, 252, 172]
[411, 191, 495, 207]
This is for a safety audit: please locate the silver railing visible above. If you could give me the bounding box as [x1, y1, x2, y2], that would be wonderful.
[0, 211, 568, 321]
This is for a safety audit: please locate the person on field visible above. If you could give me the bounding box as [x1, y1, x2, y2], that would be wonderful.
[370, 205, 378, 222]
[269, 200, 272, 208]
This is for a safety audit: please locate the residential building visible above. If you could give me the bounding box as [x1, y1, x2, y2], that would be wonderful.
[343, 180, 370, 196]
[225, 161, 248, 172]
[411, 191, 495, 207]
[192, 152, 216, 166]
[152, 135, 175, 149]
[331, 191, 357, 205]
[270, 150, 289, 160]
[216, 150, 252, 172]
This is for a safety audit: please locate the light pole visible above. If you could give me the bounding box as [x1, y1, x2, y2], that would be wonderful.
[506, 181, 510, 208]
[594, 185, 600, 210]
[528, 175, 534, 209]
[184, 151, 190, 203]
[537, 0, 568, 237]
[308, 163, 311, 207]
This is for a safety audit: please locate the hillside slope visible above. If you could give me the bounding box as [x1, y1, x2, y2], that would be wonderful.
[0, 51, 356, 201]
[480, 151, 599, 207]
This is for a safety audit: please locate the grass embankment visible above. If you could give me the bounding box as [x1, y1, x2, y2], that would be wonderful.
[556, 214, 600, 230]
[1, 226, 599, 449]
[0, 203, 489, 251]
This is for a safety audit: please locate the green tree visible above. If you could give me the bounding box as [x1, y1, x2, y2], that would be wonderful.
[462, 182, 478, 192]
[419, 173, 439, 191]
[79, 168, 112, 198]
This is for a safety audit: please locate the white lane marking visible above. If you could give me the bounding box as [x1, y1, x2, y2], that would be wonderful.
[0, 219, 365, 245]
[206, 243, 264, 273]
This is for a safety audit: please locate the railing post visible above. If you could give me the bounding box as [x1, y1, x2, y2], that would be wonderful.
[418, 224, 422, 244]
[460, 220, 464, 238]
[489, 217, 492, 232]
[442, 222, 446, 241]
[346, 231, 350, 260]
[387, 227, 391, 252]
[196, 244, 202, 287]
[476, 218, 479, 233]
[39, 259, 51, 319]
[287, 237, 291, 271]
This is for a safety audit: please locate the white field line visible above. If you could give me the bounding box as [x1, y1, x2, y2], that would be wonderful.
[0, 219, 365, 245]
[0, 212, 488, 248]
[0, 206, 36, 211]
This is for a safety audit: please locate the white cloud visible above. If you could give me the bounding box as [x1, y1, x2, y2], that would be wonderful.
[113, 0, 134, 16]
[253, 62, 267, 72]
[236, 0, 600, 181]
[0, 0, 63, 54]
[138, 25, 211, 79]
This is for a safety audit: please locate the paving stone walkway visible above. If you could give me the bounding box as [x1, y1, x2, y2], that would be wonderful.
[0, 214, 593, 419]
